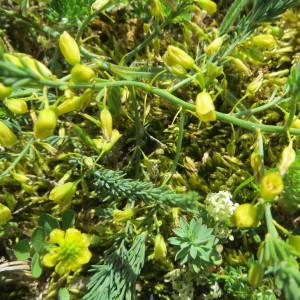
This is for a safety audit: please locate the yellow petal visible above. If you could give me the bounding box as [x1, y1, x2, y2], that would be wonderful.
[42, 253, 59, 267]
[49, 228, 65, 245]
[65, 228, 83, 244]
[77, 248, 92, 265]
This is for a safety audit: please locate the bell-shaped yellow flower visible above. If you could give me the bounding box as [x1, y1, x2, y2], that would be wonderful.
[195, 92, 216, 122]
[71, 64, 95, 83]
[232, 203, 258, 228]
[0, 121, 17, 147]
[260, 172, 283, 201]
[0, 83, 12, 100]
[49, 182, 77, 206]
[59, 31, 81, 65]
[154, 234, 167, 260]
[34, 109, 57, 139]
[42, 228, 91, 275]
[6, 99, 28, 114]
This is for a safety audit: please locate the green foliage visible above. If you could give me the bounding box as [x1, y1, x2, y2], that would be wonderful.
[282, 151, 300, 209]
[83, 232, 147, 300]
[168, 218, 220, 273]
[92, 168, 198, 210]
[48, 0, 95, 22]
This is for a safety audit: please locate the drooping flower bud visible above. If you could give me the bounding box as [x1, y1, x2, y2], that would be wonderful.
[247, 73, 263, 95]
[5, 99, 28, 114]
[150, 0, 164, 18]
[195, 0, 217, 14]
[279, 143, 296, 176]
[232, 203, 258, 228]
[100, 107, 113, 139]
[260, 172, 283, 201]
[252, 34, 276, 49]
[112, 208, 136, 222]
[57, 96, 82, 116]
[248, 263, 264, 287]
[0, 121, 17, 147]
[163, 45, 195, 75]
[34, 109, 57, 139]
[195, 91, 216, 122]
[205, 37, 223, 56]
[59, 31, 81, 65]
[71, 64, 95, 83]
[0, 83, 12, 100]
[0, 203, 12, 225]
[154, 234, 167, 260]
[49, 182, 77, 206]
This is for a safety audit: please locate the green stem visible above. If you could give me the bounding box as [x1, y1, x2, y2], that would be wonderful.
[38, 79, 300, 135]
[0, 138, 35, 182]
[285, 92, 299, 129]
[163, 110, 185, 185]
[264, 203, 278, 238]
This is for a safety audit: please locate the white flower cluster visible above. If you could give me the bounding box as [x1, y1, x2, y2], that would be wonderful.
[205, 191, 238, 222]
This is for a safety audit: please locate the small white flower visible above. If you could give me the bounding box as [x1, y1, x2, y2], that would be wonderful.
[205, 191, 238, 222]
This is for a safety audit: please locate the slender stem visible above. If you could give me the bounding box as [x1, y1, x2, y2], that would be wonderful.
[163, 110, 185, 185]
[272, 219, 290, 236]
[264, 203, 278, 238]
[285, 92, 300, 129]
[37, 79, 300, 135]
[0, 138, 35, 182]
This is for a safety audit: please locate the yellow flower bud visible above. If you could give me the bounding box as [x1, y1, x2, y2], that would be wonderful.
[279, 143, 296, 176]
[49, 182, 77, 206]
[0, 83, 12, 100]
[248, 263, 264, 287]
[20, 55, 43, 78]
[112, 208, 136, 222]
[57, 96, 82, 116]
[195, 0, 217, 14]
[100, 107, 113, 139]
[0, 121, 17, 147]
[34, 109, 57, 139]
[59, 31, 81, 65]
[195, 92, 216, 122]
[12, 172, 29, 183]
[71, 64, 95, 83]
[232, 203, 258, 228]
[291, 118, 300, 129]
[247, 73, 263, 95]
[80, 89, 94, 110]
[252, 34, 276, 49]
[260, 172, 283, 201]
[288, 235, 300, 253]
[5, 99, 28, 114]
[229, 57, 252, 76]
[0, 203, 12, 225]
[154, 234, 167, 260]
[205, 37, 223, 56]
[163, 45, 195, 73]
[150, 0, 164, 18]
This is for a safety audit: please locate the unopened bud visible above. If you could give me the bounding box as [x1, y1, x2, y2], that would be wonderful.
[229, 57, 252, 76]
[6, 99, 28, 114]
[279, 143, 296, 176]
[12, 172, 29, 183]
[3, 53, 23, 67]
[71, 64, 95, 83]
[59, 31, 81, 65]
[195, 0, 217, 14]
[112, 208, 136, 222]
[154, 234, 167, 260]
[195, 92, 216, 122]
[0, 203, 12, 225]
[232, 203, 258, 228]
[34, 109, 57, 139]
[252, 34, 276, 49]
[205, 37, 223, 56]
[100, 107, 113, 139]
[163, 45, 195, 74]
[292, 118, 300, 129]
[0, 121, 17, 147]
[0, 83, 12, 100]
[260, 172, 283, 201]
[57, 96, 82, 116]
[49, 182, 77, 206]
[247, 73, 263, 95]
[248, 263, 264, 287]
[150, 0, 164, 18]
